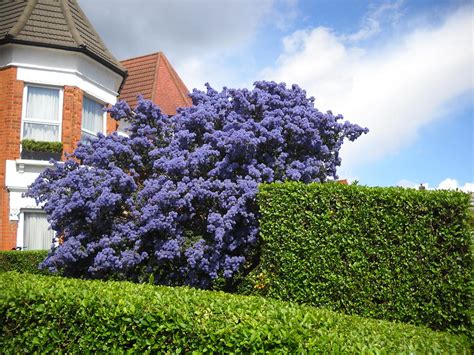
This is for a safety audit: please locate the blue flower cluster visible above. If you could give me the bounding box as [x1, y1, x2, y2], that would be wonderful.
[27, 81, 368, 288]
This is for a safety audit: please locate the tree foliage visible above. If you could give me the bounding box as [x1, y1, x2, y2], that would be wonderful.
[27, 81, 368, 288]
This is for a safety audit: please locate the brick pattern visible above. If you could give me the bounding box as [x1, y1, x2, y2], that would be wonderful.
[106, 112, 118, 134]
[0, 73, 120, 250]
[0, 66, 23, 249]
[61, 86, 83, 156]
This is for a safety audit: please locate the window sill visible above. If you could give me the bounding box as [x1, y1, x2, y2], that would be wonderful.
[15, 159, 54, 173]
[16, 159, 54, 166]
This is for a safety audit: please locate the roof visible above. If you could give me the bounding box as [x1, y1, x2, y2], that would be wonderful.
[0, 0, 126, 78]
[120, 52, 192, 115]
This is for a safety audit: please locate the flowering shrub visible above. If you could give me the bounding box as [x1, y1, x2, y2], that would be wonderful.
[27, 81, 368, 288]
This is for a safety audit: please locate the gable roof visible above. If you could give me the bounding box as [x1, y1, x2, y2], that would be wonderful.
[120, 52, 192, 115]
[0, 0, 126, 78]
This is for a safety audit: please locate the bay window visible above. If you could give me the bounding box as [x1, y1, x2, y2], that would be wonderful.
[23, 212, 54, 250]
[82, 96, 105, 141]
[22, 85, 62, 142]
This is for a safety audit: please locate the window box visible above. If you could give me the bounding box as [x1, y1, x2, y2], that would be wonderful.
[20, 139, 63, 161]
[20, 150, 62, 161]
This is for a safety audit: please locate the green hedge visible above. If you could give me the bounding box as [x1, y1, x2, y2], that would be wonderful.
[0, 250, 48, 274]
[0, 272, 470, 353]
[243, 182, 472, 335]
[21, 139, 63, 153]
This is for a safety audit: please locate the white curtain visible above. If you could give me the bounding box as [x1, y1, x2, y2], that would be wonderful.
[23, 213, 54, 250]
[23, 86, 60, 142]
[82, 96, 104, 134]
[23, 122, 59, 141]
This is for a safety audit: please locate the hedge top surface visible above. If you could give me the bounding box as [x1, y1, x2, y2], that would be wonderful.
[249, 182, 472, 335]
[0, 250, 49, 274]
[1, 272, 470, 353]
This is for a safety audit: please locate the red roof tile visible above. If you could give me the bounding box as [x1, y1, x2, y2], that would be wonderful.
[120, 52, 192, 115]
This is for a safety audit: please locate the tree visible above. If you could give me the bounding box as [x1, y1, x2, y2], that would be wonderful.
[27, 81, 368, 289]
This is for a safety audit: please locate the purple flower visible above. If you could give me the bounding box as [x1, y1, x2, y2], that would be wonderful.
[27, 80, 368, 288]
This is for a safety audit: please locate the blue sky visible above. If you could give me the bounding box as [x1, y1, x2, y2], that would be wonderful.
[82, 0, 473, 190]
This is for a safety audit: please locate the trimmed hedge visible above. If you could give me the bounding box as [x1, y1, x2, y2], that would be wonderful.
[0, 272, 470, 353]
[21, 139, 63, 153]
[0, 251, 48, 274]
[243, 182, 472, 335]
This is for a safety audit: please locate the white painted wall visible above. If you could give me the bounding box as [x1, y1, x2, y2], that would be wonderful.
[5, 159, 51, 247]
[5, 159, 51, 218]
[0, 44, 122, 104]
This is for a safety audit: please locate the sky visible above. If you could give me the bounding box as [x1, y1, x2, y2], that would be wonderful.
[80, 0, 473, 191]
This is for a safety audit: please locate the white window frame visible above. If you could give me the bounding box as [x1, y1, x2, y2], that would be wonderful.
[117, 119, 131, 137]
[81, 94, 107, 139]
[17, 209, 55, 251]
[20, 84, 63, 143]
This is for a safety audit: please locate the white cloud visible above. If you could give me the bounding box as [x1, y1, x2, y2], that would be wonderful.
[261, 4, 474, 177]
[438, 178, 474, 192]
[79, 0, 297, 90]
[397, 179, 417, 188]
[397, 178, 474, 192]
[396, 179, 430, 189]
[343, 0, 403, 42]
[80, 0, 273, 60]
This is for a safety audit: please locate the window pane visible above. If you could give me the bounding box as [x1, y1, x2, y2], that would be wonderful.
[81, 130, 97, 144]
[82, 96, 104, 134]
[23, 212, 54, 250]
[26, 86, 60, 122]
[23, 122, 60, 141]
[117, 119, 131, 135]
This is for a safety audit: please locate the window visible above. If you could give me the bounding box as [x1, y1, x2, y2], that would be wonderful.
[82, 96, 105, 141]
[23, 212, 54, 250]
[117, 119, 131, 136]
[22, 86, 61, 142]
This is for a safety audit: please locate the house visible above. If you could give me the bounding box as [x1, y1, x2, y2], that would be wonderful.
[0, 0, 191, 250]
[120, 52, 191, 116]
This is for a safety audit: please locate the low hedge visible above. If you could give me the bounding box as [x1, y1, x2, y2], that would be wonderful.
[0, 250, 48, 274]
[243, 182, 472, 335]
[0, 272, 470, 353]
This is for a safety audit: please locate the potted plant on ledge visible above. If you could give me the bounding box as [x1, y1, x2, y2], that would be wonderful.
[21, 139, 63, 161]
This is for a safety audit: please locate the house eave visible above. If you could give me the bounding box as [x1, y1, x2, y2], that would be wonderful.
[0, 38, 128, 85]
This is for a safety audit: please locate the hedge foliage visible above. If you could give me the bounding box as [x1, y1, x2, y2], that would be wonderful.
[21, 139, 63, 153]
[0, 272, 470, 353]
[243, 182, 472, 335]
[0, 251, 48, 274]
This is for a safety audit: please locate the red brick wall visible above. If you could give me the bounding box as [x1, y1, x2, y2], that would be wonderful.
[0, 76, 119, 250]
[62, 86, 83, 156]
[106, 112, 118, 134]
[62, 90, 118, 153]
[0, 66, 23, 249]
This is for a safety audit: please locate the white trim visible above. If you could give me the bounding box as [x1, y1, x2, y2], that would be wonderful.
[16, 63, 118, 98]
[17, 66, 117, 104]
[15, 159, 54, 167]
[17, 212, 24, 249]
[19, 209, 54, 251]
[0, 44, 121, 104]
[81, 94, 107, 138]
[20, 84, 64, 143]
[116, 130, 129, 138]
